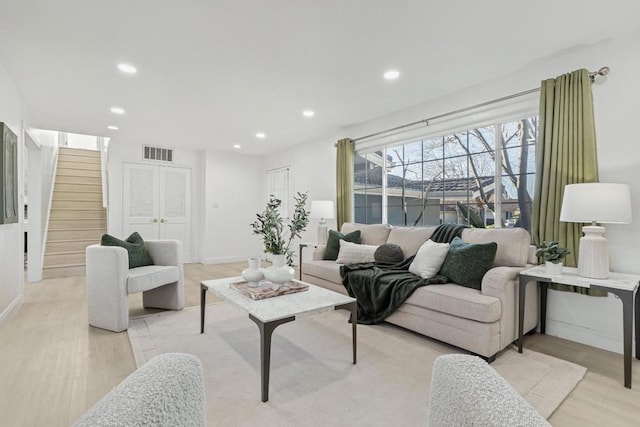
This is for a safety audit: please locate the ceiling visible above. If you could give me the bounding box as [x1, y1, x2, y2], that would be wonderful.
[1, 1, 639, 155]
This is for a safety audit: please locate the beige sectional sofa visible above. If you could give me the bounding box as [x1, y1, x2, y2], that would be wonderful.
[301, 223, 539, 361]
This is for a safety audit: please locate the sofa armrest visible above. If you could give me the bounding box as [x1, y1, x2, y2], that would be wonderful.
[481, 265, 538, 351]
[481, 266, 524, 297]
[74, 353, 206, 426]
[429, 354, 549, 426]
[528, 244, 539, 265]
[311, 244, 327, 261]
[145, 240, 183, 267]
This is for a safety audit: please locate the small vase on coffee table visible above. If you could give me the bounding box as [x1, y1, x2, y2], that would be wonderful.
[242, 257, 264, 288]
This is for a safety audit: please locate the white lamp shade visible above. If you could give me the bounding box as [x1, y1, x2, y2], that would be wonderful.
[560, 183, 632, 224]
[310, 200, 335, 219]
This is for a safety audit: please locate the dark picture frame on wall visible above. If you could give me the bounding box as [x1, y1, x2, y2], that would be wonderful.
[0, 122, 18, 224]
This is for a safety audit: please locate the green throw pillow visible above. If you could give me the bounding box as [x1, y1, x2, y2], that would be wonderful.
[101, 232, 154, 268]
[374, 243, 404, 264]
[439, 237, 497, 290]
[323, 230, 361, 260]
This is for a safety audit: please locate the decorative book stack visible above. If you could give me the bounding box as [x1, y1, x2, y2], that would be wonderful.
[230, 280, 309, 300]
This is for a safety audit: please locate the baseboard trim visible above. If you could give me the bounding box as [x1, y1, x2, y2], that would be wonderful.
[201, 256, 251, 264]
[0, 294, 24, 323]
[544, 318, 625, 355]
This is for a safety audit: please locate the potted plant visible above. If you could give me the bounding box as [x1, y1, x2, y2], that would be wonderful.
[250, 192, 309, 284]
[536, 241, 570, 274]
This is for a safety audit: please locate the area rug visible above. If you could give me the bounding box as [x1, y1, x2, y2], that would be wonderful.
[128, 304, 586, 426]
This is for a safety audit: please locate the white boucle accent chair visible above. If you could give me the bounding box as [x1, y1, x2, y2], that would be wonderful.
[86, 240, 184, 332]
[428, 354, 550, 426]
[74, 353, 206, 426]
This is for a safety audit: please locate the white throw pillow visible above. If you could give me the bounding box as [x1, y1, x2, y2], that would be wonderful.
[335, 240, 378, 264]
[408, 239, 450, 279]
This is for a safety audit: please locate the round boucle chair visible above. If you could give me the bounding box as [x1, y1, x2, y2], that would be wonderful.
[85, 240, 184, 332]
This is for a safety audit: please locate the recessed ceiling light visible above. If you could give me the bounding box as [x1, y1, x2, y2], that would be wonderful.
[117, 63, 137, 74]
[384, 70, 400, 80]
[110, 106, 125, 115]
[233, 144, 242, 149]
[106, 125, 119, 130]
[302, 110, 315, 117]
[255, 132, 266, 139]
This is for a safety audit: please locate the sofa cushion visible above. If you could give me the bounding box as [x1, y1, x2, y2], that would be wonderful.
[301, 260, 342, 284]
[101, 232, 154, 268]
[387, 226, 437, 258]
[341, 223, 392, 246]
[128, 265, 180, 294]
[324, 229, 361, 260]
[374, 243, 404, 264]
[404, 283, 501, 323]
[440, 237, 497, 290]
[408, 239, 450, 279]
[461, 227, 530, 267]
[336, 240, 378, 264]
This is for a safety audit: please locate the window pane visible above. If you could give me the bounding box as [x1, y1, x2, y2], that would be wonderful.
[443, 133, 468, 157]
[503, 145, 535, 176]
[354, 153, 383, 224]
[500, 175, 534, 231]
[468, 126, 495, 154]
[423, 137, 443, 161]
[403, 140, 423, 164]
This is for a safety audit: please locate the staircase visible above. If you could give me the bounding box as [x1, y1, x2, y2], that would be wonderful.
[43, 147, 107, 279]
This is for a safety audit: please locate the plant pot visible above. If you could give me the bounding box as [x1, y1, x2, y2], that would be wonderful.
[545, 261, 563, 275]
[241, 257, 264, 288]
[263, 254, 294, 285]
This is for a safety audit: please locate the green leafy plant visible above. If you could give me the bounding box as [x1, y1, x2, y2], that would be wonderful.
[536, 241, 570, 264]
[250, 192, 309, 266]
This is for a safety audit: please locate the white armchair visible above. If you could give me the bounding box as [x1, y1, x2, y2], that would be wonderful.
[86, 240, 184, 332]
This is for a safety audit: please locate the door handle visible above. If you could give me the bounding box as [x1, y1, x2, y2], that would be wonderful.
[151, 218, 158, 223]
[160, 218, 167, 223]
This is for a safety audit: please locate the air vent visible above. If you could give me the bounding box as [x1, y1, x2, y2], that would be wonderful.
[143, 145, 173, 162]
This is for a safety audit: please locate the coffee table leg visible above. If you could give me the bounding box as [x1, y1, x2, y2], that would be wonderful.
[249, 314, 295, 402]
[336, 302, 357, 364]
[200, 284, 207, 334]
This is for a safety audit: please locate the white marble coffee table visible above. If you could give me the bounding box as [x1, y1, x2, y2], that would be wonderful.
[200, 277, 357, 402]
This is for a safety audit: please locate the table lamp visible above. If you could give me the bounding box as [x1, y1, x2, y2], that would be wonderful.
[559, 183, 632, 279]
[310, 200, 335, 245]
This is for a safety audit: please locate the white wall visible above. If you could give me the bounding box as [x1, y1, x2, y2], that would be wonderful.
[25, 128, 58, 282]
[266, 31, 640, 354]
[202, 149, 264, 263]
[263, 134, 339, 257]
[0, 61, 27, 321]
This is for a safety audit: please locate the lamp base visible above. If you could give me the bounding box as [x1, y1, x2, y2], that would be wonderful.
[317, 222, 328, 245]
[577, 225, 609, 279]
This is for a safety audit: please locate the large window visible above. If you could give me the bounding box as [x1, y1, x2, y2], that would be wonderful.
[354, 116, 537, 231]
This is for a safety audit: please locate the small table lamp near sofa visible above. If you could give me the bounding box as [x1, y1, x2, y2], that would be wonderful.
[310, 200, 335, 245]
[560, 183, 632, 279]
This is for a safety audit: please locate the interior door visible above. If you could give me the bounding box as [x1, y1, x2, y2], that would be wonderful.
[123, 163, 159, 239]
[123, 163, 191, 262]
[158, 166, 190, 259]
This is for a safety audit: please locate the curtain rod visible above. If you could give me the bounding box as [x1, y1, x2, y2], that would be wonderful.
[350, 66, 610, 143]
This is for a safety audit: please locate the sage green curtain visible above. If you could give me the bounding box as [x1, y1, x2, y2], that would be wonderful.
[532, 68, 602, 295]
[336, 138, 354, 230]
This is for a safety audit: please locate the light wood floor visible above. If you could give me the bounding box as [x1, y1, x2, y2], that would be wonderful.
[1, 263, 639, 426]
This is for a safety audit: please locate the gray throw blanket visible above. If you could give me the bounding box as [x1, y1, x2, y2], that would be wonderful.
[340, 223, 466, 324]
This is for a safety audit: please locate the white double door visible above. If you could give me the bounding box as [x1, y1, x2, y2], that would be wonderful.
[123, 163, 191, 262]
